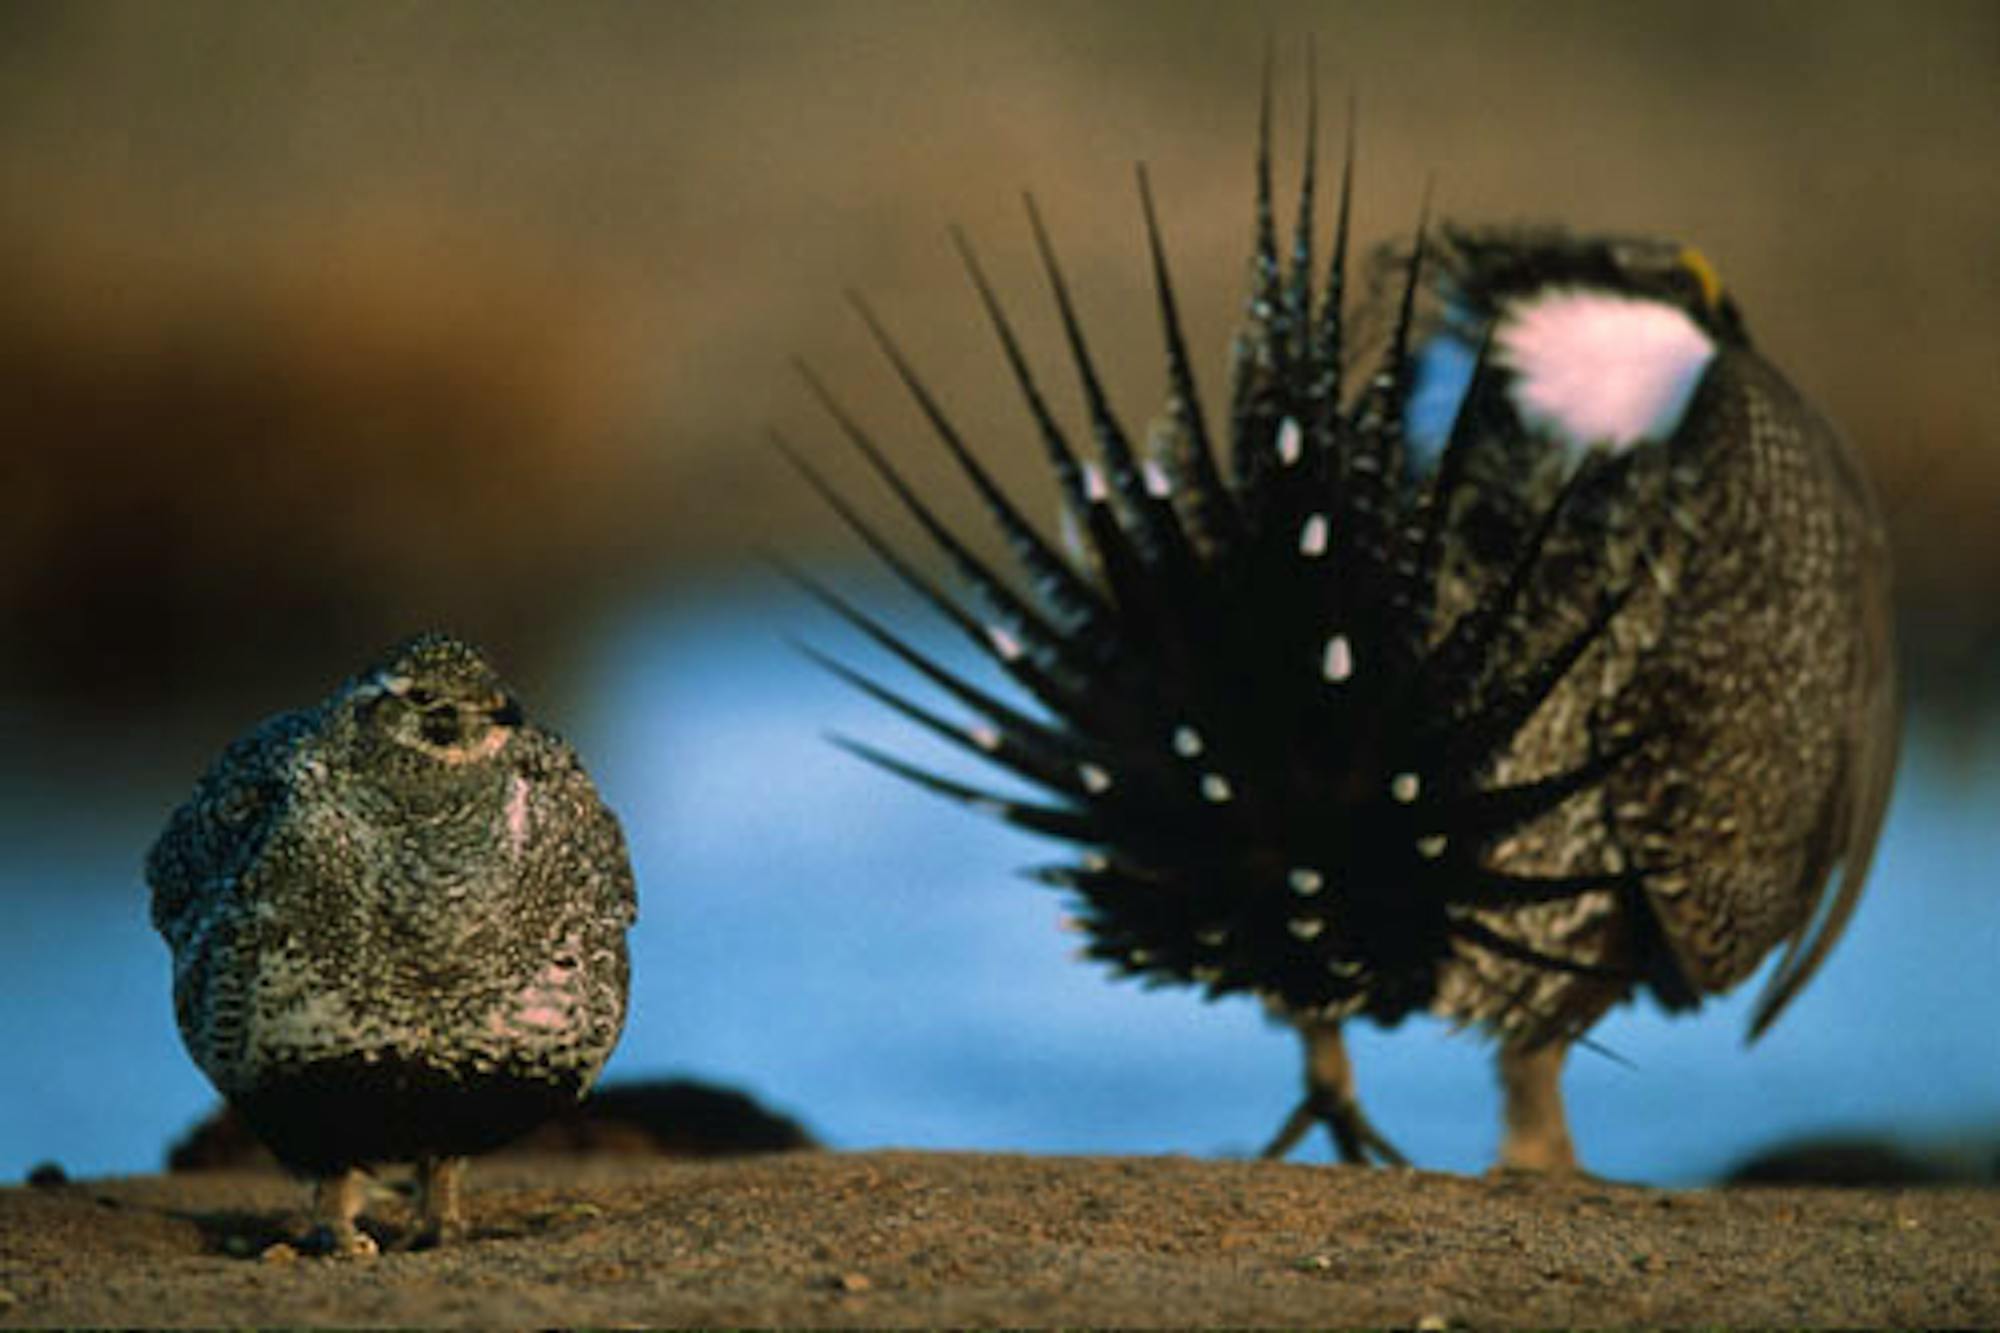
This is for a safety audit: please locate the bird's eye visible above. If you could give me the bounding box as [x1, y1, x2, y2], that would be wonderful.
[1648, 264, 1707, 315]
[420, 706, 462, 747]
[405, 686, 437, 708]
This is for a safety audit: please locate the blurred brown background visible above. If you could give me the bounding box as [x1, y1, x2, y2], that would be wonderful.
[2, 0, 1996, 739]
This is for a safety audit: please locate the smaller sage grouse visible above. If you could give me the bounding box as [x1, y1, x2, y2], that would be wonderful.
[147, 633, 636, 1253]
[790, 88, 1897, 1173]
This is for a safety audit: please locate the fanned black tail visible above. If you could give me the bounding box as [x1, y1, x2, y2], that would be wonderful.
[788, 76, 1653, 1025]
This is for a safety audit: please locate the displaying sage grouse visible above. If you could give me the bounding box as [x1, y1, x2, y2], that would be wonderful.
[147, 633, 637, 1252]
[791, 80, 1898, 1174]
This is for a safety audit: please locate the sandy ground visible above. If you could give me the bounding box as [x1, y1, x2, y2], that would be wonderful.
[2, 1151, 1993, 1327]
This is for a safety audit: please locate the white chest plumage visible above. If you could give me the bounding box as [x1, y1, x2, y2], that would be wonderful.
[1495, 287, 1718, 452]
[1407, 286, 1720, 461]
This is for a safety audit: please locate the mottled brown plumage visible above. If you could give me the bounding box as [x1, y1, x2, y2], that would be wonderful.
[1379, 227, 1900, 1167]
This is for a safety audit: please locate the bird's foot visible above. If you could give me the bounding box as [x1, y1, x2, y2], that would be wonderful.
[1483, 1158, 1613, 1192]
[1485, 1159, 1590, 1180]
[299, 1223, 380, 1260]
[384, 1226, 440, 1252]
[1261, 1091, 1408, 1167]
[300, 1169, 380, 1258]
[391, 1215, 467, 1252]
[406, 1154, 469, 1250]
[1264, 1021, 1408, 1166]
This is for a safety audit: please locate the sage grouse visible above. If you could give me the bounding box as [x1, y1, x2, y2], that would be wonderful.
[792, 95, 1897, 1171]
[147, 633, 636, 1252]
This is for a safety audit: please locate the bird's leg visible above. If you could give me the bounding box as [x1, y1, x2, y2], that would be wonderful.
[1261, 1019, 1408, 1165]
[1494, 1037, 1578, 1172]
[307, 1169, 379, 1258]
[412, 1154, 469, 1248]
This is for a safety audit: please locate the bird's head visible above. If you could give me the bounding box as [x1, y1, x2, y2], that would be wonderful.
[348, 632, 524, 769]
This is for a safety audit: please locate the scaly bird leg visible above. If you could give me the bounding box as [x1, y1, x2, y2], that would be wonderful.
[1495, 1037, 1578, 1172]
[412, 1154, 469, 1248]
[1261, 1019, 1408, 1166]
[307, 1168, 379, 1258]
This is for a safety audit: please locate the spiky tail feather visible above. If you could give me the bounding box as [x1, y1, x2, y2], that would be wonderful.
[789, 75, 1657, 1026]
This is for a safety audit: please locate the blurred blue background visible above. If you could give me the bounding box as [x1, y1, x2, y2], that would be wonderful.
[6, 583, 1998, 1184]
[1, 2, 1996, 1186]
